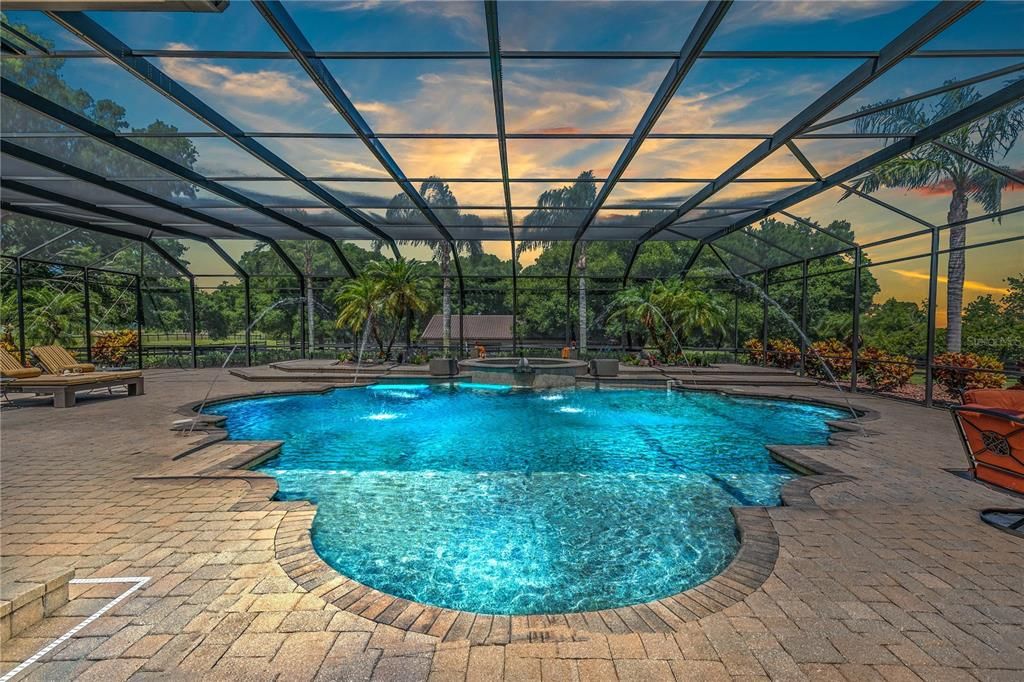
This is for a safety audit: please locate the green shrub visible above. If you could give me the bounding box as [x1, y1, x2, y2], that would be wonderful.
[859, 347, 914, 390]
[664, 351, 710, 368]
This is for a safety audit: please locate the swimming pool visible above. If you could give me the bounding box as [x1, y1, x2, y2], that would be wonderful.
[213, 385, 844, 614]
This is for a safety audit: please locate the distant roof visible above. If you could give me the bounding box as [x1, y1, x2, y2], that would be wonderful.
[421, 315, 513, 342]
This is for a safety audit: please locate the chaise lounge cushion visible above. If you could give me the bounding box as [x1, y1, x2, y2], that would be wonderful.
[0, 348, 42, 379]
[962, 389, 1024, 414]
[30, 345, 96, 374]
[2, 366, 43, 379]
[10, 370, 142, 386]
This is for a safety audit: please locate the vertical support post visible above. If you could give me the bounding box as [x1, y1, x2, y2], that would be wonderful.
[243, 274, 252, 367]
[733, 291, 739, 362]
[458, 276, 466, 360]
[761, 270, 769, 368]
[135, 274, 143, 370]
[189, 277, 198, 369]
[924, 227, 939, 407]
[16, 258, 26, 365]
[565, 283, 572, 347]
[83, 268, 92, 363]
[850, 247, 862, 392]
[138, 246, 144, 370]
[299, 296, 307, 360]
[512, 257, 519, 355]
[800, 259, 809, 377]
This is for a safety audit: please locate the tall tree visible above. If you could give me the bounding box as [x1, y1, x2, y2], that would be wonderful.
[846, 81, 1024, 352]
[517, 172, 597, 350]
[385, 179, 482, 354]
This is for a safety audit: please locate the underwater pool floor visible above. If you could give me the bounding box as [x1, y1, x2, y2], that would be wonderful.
[213, 386, 844, 615]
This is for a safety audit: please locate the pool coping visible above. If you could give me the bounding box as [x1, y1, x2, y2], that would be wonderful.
[167, 382, 881, 642]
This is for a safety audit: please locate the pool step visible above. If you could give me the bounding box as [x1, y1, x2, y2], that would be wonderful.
[137, 441, 283, 479]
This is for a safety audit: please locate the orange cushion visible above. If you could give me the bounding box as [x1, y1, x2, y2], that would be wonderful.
[963, 389, 1024, 412]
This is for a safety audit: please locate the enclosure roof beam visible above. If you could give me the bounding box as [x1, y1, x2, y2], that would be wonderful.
[0, 141, 303, 283]
[1, 201, 193, 279]
[706, 244, 744, 280]
[1, 80, 353, 279]
[706, 76, 1024, 242]
[785, 141, 823, 181]
[21, 48, 1024, 60]
[778, 210, 859, 249]
[252, 1, 454, 251]
[15, 226, 77, 259]
[0, 19, 50, 54]
[629, 1, 979, 251]
[675, 241, 706, 288]
[1, 179, 248, 280]
[145, 237, 195, 282]
[837, 182, 935, 229]
[570, 1, 731, 251]
[734, 226, 805, 262]
[484, 1, 518, 290]
[932, 140, 1024, 186]
[86, 242, 134, 269]
[0, 131, 928, 142]
[43, 11, 372, 271]
[805, 61, 1024, 133]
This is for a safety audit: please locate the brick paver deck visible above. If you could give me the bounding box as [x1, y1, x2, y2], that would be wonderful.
[1, 370, 1022, 681]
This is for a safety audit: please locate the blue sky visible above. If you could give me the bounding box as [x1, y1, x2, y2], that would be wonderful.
[2, 1, 1021, 295]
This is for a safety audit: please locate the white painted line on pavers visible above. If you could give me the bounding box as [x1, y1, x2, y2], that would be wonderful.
[1, 576, 151, 682]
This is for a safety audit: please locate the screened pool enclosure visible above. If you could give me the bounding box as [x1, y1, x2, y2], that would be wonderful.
[1, 0, 1021, 407]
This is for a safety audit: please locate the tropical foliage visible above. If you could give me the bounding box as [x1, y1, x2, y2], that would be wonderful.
[806, 339, 853, 380]
[335, 259, 431, 359]
[858, 348, 915, 391]
[607, 278, 730, 358]
[848, 82, 1024, 352]
[91, 330, 139, 366]
[934, 351, 1006, 396]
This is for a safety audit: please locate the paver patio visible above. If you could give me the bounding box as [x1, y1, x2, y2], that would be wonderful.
[1, 369, 1022, 681]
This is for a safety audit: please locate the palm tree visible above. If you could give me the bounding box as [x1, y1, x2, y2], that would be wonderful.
[845, 82, 1024, 352]
[24, 286, 85, 347]
[609, 278, 729, 357]
[385, 179, 482, 354]
[607, 282, 653, 349]
[335, 274, 384, 356]
[517, 172, 598, 351]
[366, 258, 431, 356]
[677, 288, 729, 346]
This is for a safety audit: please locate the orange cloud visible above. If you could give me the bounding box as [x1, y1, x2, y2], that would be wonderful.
[910, 175, 1023, 196]
[159, 44, 310, 102]
[891, 268, 1008, 295]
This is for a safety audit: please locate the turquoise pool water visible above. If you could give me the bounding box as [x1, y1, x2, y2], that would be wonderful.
[214, 386, 844, 614]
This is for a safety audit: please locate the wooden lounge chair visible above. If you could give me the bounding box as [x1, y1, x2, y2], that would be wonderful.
[31, 345, 96, 374]
[951, 388, 1024, 494]
[1, 348, 143, 408]
[0, 348, 42, 380]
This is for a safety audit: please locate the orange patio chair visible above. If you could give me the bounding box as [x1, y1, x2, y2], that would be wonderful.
[951, 388, 1024, 494]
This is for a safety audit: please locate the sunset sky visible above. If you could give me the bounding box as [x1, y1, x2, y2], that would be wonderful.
[3, 1, 1022, 313]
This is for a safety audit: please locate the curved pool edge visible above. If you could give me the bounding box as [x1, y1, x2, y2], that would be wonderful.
[170, 383, 878, 640]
